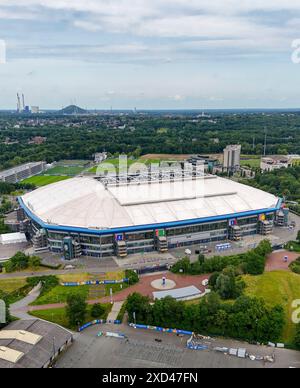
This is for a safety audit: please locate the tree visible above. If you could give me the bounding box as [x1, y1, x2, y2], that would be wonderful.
[66, 294, 87, 327]
[198, 254, 205, 266]
[91, 303, 105, 319]
[126, 293, 152, 324]
[295, 324, 300, 349]
[242, 251, 266, 275]
[125, 269, 139, 285]
[28, 255, 41, 269]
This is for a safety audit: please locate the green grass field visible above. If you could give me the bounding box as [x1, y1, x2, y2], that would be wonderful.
[22, 175, 70, 187]
[240, 156, 261, 169]
[89, 157, 165, 173]
[244, 271, 300, 345]
[31, 271, 128, 306]
[41, 166, 85, 176]
[0, 277, 27, 293]
[29, 303, 112, 330]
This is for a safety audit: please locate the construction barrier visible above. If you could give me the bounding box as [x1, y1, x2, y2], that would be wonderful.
[78, 319, 121, 332]
[62, 279, 129, 287]
[129, 323, 193, 336]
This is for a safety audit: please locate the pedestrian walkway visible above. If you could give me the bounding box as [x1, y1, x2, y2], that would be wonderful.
[107, 301, 124, 322]
[10, 282, 42, 320]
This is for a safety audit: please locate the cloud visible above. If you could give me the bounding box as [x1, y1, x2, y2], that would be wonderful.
[1, 0, 300, 62]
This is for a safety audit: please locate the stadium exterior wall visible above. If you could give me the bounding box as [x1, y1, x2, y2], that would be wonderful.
[18, 197, 282, 258]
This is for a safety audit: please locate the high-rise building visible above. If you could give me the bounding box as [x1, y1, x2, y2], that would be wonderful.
[223, 145, 241, 172]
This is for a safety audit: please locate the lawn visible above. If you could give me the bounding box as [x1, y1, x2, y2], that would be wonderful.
[89, 157, 166, 174]
[240, 156, 261, 169]
[29, 303, 112, 330]
[31, 271, 128, 306]
[32, 285, 89, 306]
[41, 166, 85, 176]
[21, 175, 70, 187]
[0, 277, 27, 293]
[243, 271, 300, 345]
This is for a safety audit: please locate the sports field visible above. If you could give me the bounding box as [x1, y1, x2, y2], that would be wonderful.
[41, 165, 85, 176]
[22, 175, 70, 187]
[244, 271, 300, 345]
[89, 158, 161, 173]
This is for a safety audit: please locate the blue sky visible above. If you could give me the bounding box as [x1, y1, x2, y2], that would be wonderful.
[0, 0, 300, 109]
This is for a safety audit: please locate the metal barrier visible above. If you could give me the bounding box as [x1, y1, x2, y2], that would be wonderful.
[78, 319, 121, 332]
[62, 278, 129, 287]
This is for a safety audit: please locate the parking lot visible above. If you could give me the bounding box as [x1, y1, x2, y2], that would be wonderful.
[55, 324, 300, 369]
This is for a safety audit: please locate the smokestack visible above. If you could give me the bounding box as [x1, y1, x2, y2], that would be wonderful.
[22, 94, 25, 110]
[17, 93, 21, 113]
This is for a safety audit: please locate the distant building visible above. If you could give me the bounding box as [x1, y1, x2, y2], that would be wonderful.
[31, 106, 40, 114]
[260, 155, 300, 172]
[223, 145, 241, 172]
[261, 156, 288, 172]
[187, 155, 219, 172]
[30, 136, 47, 145]
[0, 162, 46, 184]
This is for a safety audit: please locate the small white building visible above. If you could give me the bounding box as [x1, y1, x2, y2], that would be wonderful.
[0, 233, 27, 245]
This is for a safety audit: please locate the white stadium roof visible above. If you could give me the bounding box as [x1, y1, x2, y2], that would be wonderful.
[20, 176, 279, 231]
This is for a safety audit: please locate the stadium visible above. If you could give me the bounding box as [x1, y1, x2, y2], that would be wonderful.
[18, 175, 283, 259]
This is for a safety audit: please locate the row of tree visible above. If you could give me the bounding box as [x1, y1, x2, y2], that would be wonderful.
[126, 292, 285, 344]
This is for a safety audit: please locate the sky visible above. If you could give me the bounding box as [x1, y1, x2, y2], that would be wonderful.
[1, 0, 300, 109]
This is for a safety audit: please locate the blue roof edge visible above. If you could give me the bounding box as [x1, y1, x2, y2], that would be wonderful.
[18, 196, 283, 236]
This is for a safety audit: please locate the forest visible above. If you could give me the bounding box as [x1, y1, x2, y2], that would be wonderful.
[1, 111, 300, 171]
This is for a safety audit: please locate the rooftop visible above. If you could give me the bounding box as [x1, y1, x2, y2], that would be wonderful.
[0, 320, 73, 369]
[20, 176, 280, 231]
[0, 162, 44, 179]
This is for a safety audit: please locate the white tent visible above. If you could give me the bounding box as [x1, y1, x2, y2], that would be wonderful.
[0, 233, 27, 245]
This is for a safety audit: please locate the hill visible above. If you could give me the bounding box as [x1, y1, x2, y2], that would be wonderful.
[60, 105, 87, 115]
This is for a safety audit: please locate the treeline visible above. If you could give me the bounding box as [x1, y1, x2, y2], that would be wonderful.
[126, 292, 285, 344]
[243, 166, 300, 206]
[0, 181, 35, 195]
[1, 112, 300, 170]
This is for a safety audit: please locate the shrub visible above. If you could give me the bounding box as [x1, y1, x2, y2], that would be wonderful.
[91, 303, 106, 319]
[27, 275, 59, 296]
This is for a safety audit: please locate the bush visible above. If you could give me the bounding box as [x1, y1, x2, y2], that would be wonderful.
[4, 252, 41, 273]
[4, 252, 29, 273]
[28, 256, 41, 269]
[27, 275, 59, 296]
[91, 303, 106, 319]
[289, 258, 300, 274]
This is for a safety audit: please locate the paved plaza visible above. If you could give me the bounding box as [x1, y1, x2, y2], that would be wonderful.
[55, 324, 300, 369]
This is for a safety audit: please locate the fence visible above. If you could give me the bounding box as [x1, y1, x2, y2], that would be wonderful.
[129, 323, 193, 336]
[62, 278, 129, 287]
[78, 319, 122, 332]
